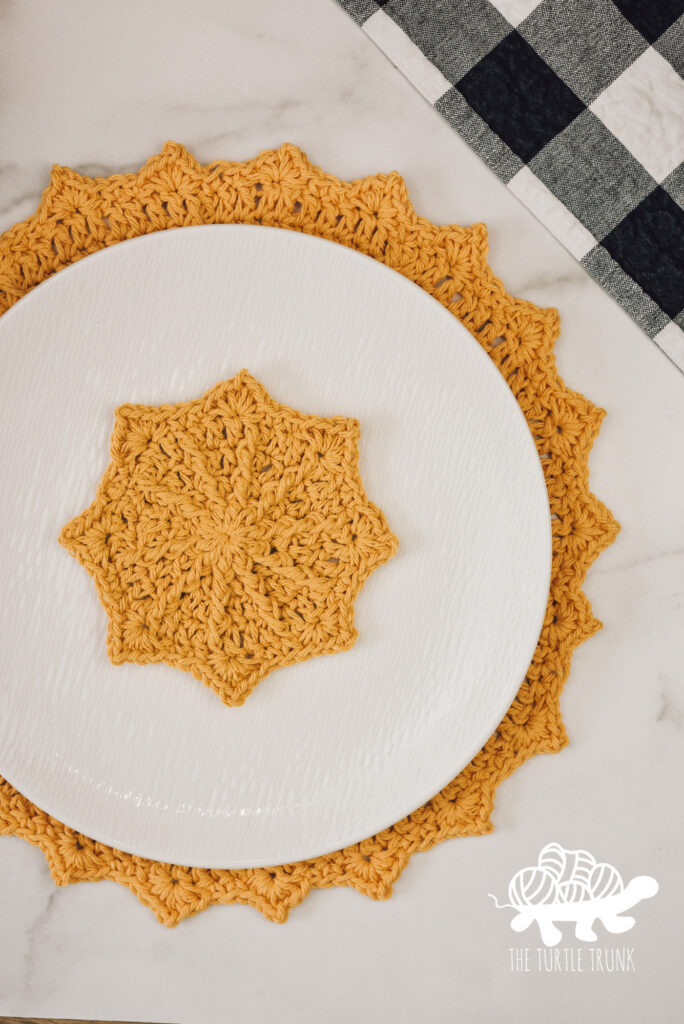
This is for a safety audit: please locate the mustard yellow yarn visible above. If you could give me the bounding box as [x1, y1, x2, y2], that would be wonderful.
[0, 142, 619, 925]
[59, 369, 397, 705]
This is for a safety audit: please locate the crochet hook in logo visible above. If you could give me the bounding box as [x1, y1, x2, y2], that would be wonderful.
[489, 842, 658, 949]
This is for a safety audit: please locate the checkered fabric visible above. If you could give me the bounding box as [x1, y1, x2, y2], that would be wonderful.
[337, 0, 684, 371]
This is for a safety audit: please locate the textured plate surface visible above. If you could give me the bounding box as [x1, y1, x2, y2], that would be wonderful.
[0, 225, 550, 868]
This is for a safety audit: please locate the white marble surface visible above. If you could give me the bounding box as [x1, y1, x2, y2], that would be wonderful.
[0, 1, 682, 1021]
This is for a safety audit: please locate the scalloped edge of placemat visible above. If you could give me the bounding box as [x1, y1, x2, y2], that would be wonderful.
[0, 142, 619, 925]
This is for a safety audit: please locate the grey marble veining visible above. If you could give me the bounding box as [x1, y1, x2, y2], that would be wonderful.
[1, 1, 683, 1022]
[656, 688, 682, 730]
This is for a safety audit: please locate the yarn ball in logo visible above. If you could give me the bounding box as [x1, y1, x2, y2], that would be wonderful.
[537, 842, 566, 880]
[560, 847, 595, 886]
[508, 867, 558, 906]
[571, 848, 596, 887]
[557, 880, 590, 903]
[589, 862, 624, 899]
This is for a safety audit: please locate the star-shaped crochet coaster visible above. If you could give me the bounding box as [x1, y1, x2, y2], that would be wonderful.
[59, 369, 398, 705]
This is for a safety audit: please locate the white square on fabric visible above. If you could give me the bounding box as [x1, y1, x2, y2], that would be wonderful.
[364, 10, 452, 104]
[508, 166, 597, 259]
[590, 47, 684, 182]
[487, 0, 544, 27]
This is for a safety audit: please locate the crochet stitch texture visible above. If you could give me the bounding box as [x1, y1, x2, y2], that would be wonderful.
[0, 142, 619, 925]
[59, 369, 397, 705]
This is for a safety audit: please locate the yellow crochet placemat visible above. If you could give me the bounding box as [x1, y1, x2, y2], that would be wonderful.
[0, 142, 619, 926]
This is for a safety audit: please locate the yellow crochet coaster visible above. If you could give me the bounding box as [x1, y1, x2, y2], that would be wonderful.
[59, 369, 397, 706]
[0, 142, 618, 925]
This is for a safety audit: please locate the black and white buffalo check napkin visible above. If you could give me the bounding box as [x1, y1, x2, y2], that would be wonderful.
[337, 0, 684, 371]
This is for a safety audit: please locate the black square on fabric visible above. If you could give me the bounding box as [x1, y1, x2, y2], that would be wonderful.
[610, 0, 684, 43]
[602, 187, 684, 318]
[456, 31, 585, 163]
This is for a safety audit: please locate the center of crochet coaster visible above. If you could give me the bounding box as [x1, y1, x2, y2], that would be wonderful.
[59, 369, 398, 705]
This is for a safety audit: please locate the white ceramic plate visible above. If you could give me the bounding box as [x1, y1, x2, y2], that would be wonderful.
[0, 226, 550, 868]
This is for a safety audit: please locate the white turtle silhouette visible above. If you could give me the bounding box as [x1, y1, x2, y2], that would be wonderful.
[489, 842, 658, 947]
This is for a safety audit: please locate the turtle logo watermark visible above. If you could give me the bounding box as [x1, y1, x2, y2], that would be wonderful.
[489, 842, 658, 948]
